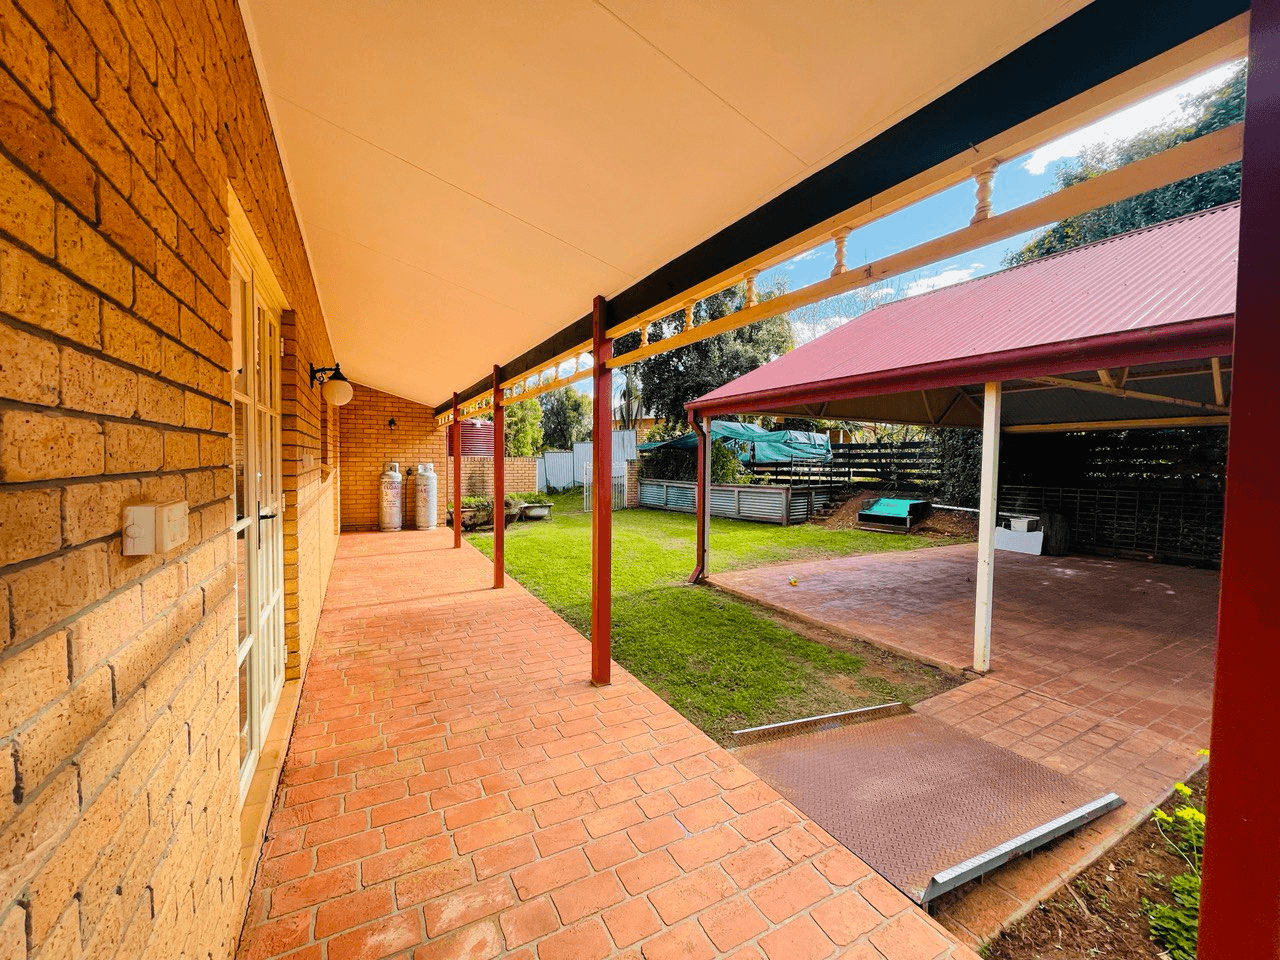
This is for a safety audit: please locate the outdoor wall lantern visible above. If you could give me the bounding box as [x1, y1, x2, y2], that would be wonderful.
[310, 363, 353, 406]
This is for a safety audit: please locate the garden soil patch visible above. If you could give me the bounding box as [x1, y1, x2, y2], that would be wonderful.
[821, 490, 978, 540]
[980, 767, 1207, 960]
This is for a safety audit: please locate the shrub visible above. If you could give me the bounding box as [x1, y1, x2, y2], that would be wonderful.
[1145, 777, 1206, 960]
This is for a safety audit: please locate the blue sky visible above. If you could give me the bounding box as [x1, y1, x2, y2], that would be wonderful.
[563, 60, 1242, 398]
[773, 60, 1243, 345]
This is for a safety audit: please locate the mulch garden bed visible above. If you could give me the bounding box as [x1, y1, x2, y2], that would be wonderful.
[821, 489, 978, 540]
[983, 767, 1207, 960]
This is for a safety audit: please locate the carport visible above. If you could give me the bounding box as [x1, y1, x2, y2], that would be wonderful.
[687, 201, 1237, 674]
[680, 203, 1234, 924]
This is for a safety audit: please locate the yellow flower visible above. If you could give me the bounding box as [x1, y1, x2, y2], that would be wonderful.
[1174, 782, 1192, 798]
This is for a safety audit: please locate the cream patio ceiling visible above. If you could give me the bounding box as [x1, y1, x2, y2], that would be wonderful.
[239, 0, 1104, 407]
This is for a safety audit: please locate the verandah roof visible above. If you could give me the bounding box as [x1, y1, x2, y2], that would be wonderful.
[689, 203, 1239, 429]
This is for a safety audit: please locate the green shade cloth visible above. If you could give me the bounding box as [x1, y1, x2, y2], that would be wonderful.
[639, 422, 830, 464]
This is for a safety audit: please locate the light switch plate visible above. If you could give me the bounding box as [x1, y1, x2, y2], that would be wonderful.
[123, 501, 189, 555]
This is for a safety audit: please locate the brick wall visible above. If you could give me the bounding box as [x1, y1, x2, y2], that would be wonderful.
[338, 382, 445, 531]
[452, 455, 539, 500]
[338, 382, 540, 530]
[0, 2, 338, 959]
[626, 458, 641, 508]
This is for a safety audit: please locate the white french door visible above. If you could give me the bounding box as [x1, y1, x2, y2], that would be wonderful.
[231, 251, 286, 800]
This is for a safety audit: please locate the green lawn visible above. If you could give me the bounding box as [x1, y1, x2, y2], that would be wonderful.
[470, 490, 954, 743]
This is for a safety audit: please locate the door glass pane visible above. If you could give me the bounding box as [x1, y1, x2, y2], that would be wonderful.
[234, 274, 251, 396]
[236, 527, 251, 645]
[238, 654, 252, 767]
[234, 400, 250, 522]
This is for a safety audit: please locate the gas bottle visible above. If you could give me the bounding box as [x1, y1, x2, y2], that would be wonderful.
[379, 462, 403, 531]
[415, 463, 438, 529]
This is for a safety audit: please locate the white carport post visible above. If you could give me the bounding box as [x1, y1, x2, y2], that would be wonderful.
[973, 381, 1002, 673]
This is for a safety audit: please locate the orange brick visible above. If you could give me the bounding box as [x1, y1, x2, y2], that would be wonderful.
[55, 206, 132, 304]
[511, 848, 589, 900]
[499, 895, 558, 949]
[393, 860, 472, 909]
[314, 885, 393, 938]
[698, 897, 769, 952]
[0, 71, 94, 218]
[0, 409, 102, 481]
[868, 912, 950, 960]
[638, 920, 717, 960]
[648, 864, 735, 925]
[603, 896, 661, 949]
[535, 918, 612, 960]
[750, 865, 832, 925]
[759, 915, 836, 960]
[327, 912, 420, 960]
[551, 871, 624, 924]
[0, 488, 61, 565]
[422, 875, 515, 936]
[811, 890, 881, 946]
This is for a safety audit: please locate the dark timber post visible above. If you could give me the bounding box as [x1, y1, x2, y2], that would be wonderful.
[591, 296, 612, 686]
[452, 392, 462, 548]
[1199, 3, 1280, 955]
[492, 365, 505, 589]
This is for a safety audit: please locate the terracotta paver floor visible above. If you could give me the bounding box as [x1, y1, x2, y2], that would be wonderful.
[709, 546, 1217, 946]
[238, 530, 979, 960]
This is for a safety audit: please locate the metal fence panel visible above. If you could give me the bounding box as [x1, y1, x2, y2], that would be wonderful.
[637, 479, 816, 524]
[583, 465, 627, 512]
[542, 451, 575, 491]
[573, 430, 636, 480]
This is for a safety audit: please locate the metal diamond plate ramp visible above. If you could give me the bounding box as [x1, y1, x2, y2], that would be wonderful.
[734, 711, 1122, 904]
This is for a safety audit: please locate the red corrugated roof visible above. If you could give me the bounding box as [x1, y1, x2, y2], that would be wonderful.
[691, 203, 1239, 415]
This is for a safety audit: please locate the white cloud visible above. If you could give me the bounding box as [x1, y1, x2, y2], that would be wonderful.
[792, 315, 859, 345]
[904, 264, 983, 296]
[1023, 60, 1242, 175]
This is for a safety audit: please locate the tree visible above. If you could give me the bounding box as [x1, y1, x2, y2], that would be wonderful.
[1007, 63, 1246, 265]
[503, 398, 542, 456]
[621, 282, 793, 427]
[538, 386, 591, 451]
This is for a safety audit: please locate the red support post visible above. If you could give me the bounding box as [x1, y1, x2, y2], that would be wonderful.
[688, 414, 709, 583]
[452, 391, 462, 548]
[1199, 6, 1280, 956]
[591, 296, 612, 686]
[492, 366, 505, 589]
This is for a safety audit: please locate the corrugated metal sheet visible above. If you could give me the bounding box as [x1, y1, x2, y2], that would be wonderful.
[448, 419, 494, 456]
[638, 480, 835, 525]
[695, 203, 1239, 411]
[573, 430, 637, 480]
[542, 451, 574, 491]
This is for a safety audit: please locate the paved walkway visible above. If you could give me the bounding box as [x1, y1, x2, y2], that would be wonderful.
[710, 546, 1216, 945]
[239, 531, 978, 960]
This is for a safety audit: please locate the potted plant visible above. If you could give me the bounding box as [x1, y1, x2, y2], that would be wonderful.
[520, 492, 554, 520]
[455, 495, 493, 530]
[503, 493, 525, 526]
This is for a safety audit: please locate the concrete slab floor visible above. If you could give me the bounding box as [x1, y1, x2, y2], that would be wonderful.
[710, 545, 1216, 946]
